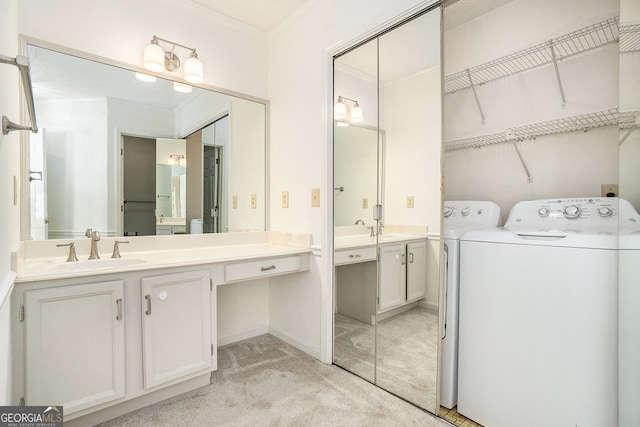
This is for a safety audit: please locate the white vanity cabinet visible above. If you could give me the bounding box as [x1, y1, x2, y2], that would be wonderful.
[141, 270, 212, 389]
[23, 280, 126, 414]
[378, 240, 427, 312]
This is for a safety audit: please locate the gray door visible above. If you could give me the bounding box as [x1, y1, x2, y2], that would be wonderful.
[123, 135, 156, 236]
[203, 145, 222, 233]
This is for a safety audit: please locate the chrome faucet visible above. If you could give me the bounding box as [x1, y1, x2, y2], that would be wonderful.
[377, 221, 384, 236]
[354, 219, 365, 225]
[85, 228, 101, 260]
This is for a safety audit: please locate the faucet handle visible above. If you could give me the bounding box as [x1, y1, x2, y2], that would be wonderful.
[111, 240, 130, 258]
[367, 226, 375, 237]
[56, 242, 78, 262]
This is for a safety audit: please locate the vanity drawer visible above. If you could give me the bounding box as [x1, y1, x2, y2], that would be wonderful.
[224, 255, 303, 283]
[335, 247, 376, 265]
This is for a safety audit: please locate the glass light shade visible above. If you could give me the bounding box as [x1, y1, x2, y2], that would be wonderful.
[350, 104, 363, 122]
[336, 121, 349, 127]
[179, 157, 186, 166]
[135, 72, 157, 82]
[143, 43, 165, 72]
[167, 156, 175, 165]
[184, 56, 203, 83]
[173, 82, 192, 93]
[334, 100, 347, 120]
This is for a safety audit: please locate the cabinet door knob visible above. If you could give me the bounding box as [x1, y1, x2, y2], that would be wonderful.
[116, 298, 123, 320]
[145, 294, 152, 315]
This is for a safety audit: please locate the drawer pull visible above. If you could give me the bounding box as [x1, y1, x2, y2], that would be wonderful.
[145, 294, 151, 315]
[116, 298, 123, 321]
[348, 254, 362, 259]
[260, 265, 277, 271]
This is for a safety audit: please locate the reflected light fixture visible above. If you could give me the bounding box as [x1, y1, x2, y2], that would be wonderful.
[173, 82, 192, 93]
[168, 154, 186, 166]
[143, 35, 204, 85]
[334, 95, 363, 123]
[135, 72, 156, 82]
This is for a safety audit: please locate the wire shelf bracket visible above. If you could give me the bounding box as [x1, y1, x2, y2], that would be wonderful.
[1, 54, 38, 135]
[620, 24, 640, 53]
[619, 111, 640, 146]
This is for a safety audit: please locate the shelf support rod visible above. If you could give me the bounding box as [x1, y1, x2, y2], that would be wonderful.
[549, 41, 567, 109]
[0, 54, 38, 135]
[619, 128, 637, 146]
[466, 69, 486, 125]
[511, 141, 533, 183]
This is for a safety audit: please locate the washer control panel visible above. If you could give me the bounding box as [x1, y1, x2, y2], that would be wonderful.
[444, 201, 502, 228]
[506, 197, 620, 230]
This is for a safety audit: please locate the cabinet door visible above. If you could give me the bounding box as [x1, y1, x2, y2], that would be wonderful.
[24, 280, 125, 414]
[378, 244, 406, 312]
[406, 241, 428, 302]
[141, 270, 212, 389]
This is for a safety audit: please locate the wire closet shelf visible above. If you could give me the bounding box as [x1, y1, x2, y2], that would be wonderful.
[444, 17, 620, 94]
[445, 109, 620, 152]
[620, 23, 640, 53]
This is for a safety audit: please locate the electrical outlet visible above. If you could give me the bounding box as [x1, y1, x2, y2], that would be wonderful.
[362, 198, 368, 209]
[232, 195, 238, 209]
[407, 196, 414, 208]
[311, 188, 320, 207]
[601, 184, 618, 197]
[251, 194, 257, 209]
[281, 191, 289, 208]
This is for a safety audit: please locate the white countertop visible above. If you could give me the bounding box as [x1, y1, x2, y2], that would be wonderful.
[15, 231, 311, 283]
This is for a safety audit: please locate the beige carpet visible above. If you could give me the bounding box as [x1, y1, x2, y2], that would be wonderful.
[98, 334, 450, 427]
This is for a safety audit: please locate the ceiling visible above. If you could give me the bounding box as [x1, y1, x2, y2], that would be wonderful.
[188, 0, 314, 32]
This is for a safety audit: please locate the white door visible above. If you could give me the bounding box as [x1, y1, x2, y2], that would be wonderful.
[406, 241, 427, 302]
[29, 129, 48, 240]
[378, 244, 406, 312]
[141, 270, 212, 389]
[24, 281, 126, 414]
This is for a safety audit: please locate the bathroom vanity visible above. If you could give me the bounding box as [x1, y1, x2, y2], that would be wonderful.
[11, 232, 310, 425]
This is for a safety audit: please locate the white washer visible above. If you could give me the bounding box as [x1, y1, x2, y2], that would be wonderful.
[441, 201, 501, 409]
[457, 197, 620, 427]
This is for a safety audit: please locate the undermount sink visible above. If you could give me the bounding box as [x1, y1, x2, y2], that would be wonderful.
[55, 257, 147, 272]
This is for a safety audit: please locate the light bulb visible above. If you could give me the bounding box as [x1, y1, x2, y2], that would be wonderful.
[184, 54, 203, 83]
[143, 41, 165, 72]
[334, 98, 347, 120]
[168, 156, 175, 165]
[350, 103, 363, 122]
[173, 82, 192, 93]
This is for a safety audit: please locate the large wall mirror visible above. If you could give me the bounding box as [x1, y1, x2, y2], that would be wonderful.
[23, 41, 267, 241]
[332, 5, 442, 413]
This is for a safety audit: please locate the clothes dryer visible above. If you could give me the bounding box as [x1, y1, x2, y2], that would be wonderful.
[457, 197, 625, 427]
[440, 201, 501, 409]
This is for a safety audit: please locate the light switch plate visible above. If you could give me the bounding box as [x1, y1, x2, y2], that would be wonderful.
[282, 191, 289, 208]
[362, 198, 368, 209]
[232, 195, 238, 209]
[311, 188, 320, 207]
[407, 196, 414, 208]
[251, 194, 257, 209]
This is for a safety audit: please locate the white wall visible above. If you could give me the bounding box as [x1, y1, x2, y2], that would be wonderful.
[443, 0, 619, 222]
[0, 0, 19, 406]
[267, 0, 437, 361]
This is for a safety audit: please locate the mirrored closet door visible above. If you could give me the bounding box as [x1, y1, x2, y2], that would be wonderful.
[332, 5, 443, 413]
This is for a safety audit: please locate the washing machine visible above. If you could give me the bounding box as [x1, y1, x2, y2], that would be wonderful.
[440, 201, 501, 409]
[618, 199, 640, 427]
[457, 197, 621, 427]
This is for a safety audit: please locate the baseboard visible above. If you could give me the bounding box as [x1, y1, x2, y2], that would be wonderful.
[268, 326, 321, 361]
[418, 299, 438, 311]
[217, 326, 268, 347]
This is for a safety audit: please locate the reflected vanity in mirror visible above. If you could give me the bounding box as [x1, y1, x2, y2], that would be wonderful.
[333, 6, 442, 413]
[24, 42, 267, 240]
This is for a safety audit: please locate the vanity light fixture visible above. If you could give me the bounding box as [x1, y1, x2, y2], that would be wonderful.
[334, 96, 363, 123]
[143, 35, 204, 84]
[168, 154, 186, 166]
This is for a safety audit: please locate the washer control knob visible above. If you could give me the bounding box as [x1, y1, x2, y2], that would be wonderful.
[461, 207, 471, 216]
[538, 208, 550, 217]
[444, 207, 453, 218]
[563, 205, 581, 219]
[598, 207, 613, 217]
